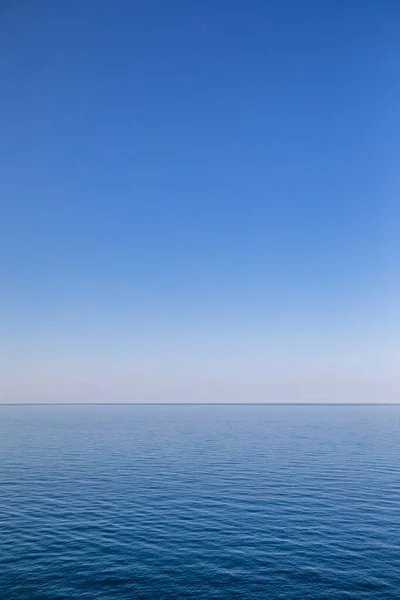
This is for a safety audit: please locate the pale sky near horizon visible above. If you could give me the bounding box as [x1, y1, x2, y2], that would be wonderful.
[1, 0, 399, 403]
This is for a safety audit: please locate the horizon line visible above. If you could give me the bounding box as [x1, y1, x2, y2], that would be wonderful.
[0, 402, 399, 407]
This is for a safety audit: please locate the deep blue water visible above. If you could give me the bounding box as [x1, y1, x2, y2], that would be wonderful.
[0, 404, 399, 599]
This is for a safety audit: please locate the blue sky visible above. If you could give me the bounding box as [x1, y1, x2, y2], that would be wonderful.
[1, 0, 399, 402]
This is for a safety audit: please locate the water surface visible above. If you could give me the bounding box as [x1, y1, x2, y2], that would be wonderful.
[0, 404, 399, 599]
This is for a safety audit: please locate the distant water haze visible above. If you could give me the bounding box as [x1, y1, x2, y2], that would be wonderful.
[2, 318, 398, 403]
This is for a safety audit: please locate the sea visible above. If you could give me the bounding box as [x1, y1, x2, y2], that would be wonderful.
[0, 404, 399, 599]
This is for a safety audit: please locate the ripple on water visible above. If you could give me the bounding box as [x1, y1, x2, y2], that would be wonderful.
[0, 404, 399, 599]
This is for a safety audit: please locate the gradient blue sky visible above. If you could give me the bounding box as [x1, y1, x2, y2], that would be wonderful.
[1, 0, 399, 403]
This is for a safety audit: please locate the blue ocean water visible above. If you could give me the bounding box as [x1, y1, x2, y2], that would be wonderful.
[0, 404, 399, 599]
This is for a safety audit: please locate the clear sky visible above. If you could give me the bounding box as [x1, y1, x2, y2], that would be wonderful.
[1, 0, 399, 403]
